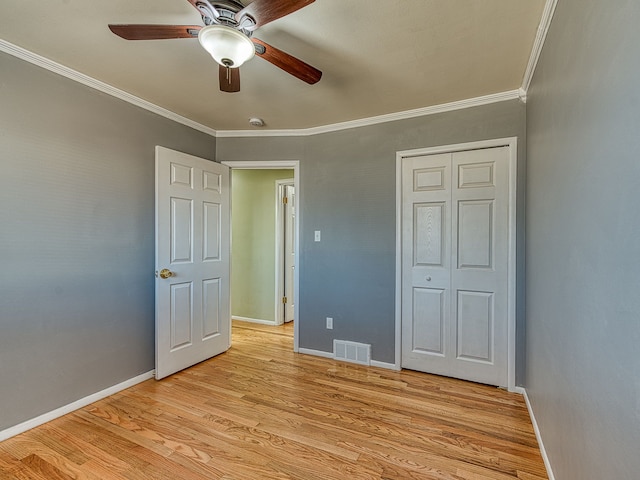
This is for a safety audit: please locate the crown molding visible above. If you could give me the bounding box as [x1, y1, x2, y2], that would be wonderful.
[0, 39, 218, 137]
[518, 87, 528, 104]
[521, 0, 558, 93]
[217, 89, 524, 138]
[2, 34, 540, 140]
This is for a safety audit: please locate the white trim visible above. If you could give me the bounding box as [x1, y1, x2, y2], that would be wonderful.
[521, 388, 557, 480]
[223, 161, 298, 169]
[223, 161, 300, 352]
[521, 0, 559, 94]
[396, 137, 519, 391]
[298, 347, 333, 359]
[396, 137, 517, 159]
[506, 138, 518, 392]
[300, 348, 400, 371]
[0, 370, 154, 442]
[232, 316, 277, 325]
[2, 38, 532, 139]
[370, 360, 401, 371]
[394, 157, 403, 371]
[0, 39, 217, 137]
[217, 90, 523, 138]
[517, 88, 527, 104]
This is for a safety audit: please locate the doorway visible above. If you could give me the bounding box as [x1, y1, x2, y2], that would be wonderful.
[223, 161, 301, 352]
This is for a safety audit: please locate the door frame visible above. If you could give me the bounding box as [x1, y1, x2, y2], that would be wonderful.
[395, 137, 518, 391]
[275, 178, 295, 326]
[222, 160, 300, 352]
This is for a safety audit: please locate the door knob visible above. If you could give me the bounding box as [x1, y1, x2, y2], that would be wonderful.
[426, 276, 432, 281]
[158, 268, 174, 279]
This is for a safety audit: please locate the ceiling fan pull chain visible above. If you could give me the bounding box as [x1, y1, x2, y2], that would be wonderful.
[226, 65, 231, 84]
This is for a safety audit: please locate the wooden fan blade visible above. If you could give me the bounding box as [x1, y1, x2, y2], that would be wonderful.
[236, 0, 315, 29]
[252, 38, 322, 85]
[108, 24, 201, 40]
[219, 65, 241, 93]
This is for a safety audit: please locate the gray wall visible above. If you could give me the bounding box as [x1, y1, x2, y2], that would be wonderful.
[0, 52, 216, 431]
[525, 1, 640, 478]
[218, 99, 527, 372]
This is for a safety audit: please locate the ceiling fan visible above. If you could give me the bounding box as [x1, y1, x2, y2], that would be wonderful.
[108, 0, 322, 93]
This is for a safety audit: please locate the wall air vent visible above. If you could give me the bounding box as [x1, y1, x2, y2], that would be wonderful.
[333, 340, 371, 366]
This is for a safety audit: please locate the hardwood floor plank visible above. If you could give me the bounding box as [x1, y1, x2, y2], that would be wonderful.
[20, 454, 74, 480]
[0, 321, 547, 479]
[4, 465, 51, 480]
[0, 449, 35, 480]
[516, 472, 550, 480]
[1, 437, 103, 480]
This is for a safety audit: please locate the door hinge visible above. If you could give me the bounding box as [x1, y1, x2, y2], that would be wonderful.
[283, 196, 288, 204]
[282, 296, 287, 304]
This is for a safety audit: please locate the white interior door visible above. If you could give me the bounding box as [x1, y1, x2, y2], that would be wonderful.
[155, 146, 230, 380]
[401, 146, 510, 387]
[284, 185, 295, 323]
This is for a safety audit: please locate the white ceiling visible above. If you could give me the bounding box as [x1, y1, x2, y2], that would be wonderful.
[0, 0, 547, 132]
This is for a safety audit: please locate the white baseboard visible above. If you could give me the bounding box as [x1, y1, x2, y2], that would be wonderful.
[298, 347, 401, 371]
[298, 347, 333, 359]
[521, 388, 556, 480]
[0, 370, 155, 442]
[370, 360, 401, 371]
[232, 316, 276, 325]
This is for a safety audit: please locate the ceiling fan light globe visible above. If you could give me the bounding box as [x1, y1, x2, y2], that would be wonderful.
[198, 25, 255, 68]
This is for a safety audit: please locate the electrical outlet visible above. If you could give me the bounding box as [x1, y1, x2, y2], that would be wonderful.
[326, 317, 333, 329]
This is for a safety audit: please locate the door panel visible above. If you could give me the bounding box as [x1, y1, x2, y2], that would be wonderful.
[401, 146, 510, 387]
[414, 203, 445, 266]
[458, 162, 495, 188]
[414, 166, 447, 191]
[171, 162, 193, 187]
[203, 171, 221, 192]
[171, 198, 192, 263]
[156, 146, 230, 380]
[202, 278, 221, 338]
[457, 200, 494, 269]
[170, 282, 193, 350]
[412, 287, 446, 355]
[456, 290, 493, 362]
[203, 202, 221, 261]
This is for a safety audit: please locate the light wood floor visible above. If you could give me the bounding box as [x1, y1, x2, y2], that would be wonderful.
[0, 321, 547, 479]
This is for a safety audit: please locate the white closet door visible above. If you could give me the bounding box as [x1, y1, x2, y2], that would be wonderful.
[401, 146, 510, 387]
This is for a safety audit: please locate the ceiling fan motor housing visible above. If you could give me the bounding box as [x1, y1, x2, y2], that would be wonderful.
[196, 0, 256, 36]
